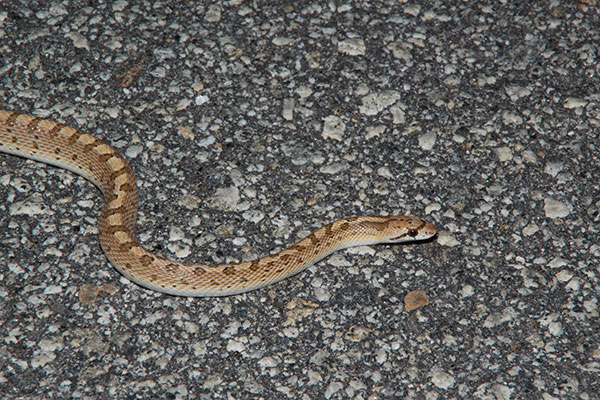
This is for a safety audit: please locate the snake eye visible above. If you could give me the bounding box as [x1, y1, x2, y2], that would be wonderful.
[408, 229, 418, 237]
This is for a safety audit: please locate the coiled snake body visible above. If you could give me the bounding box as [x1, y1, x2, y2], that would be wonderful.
[0, 110, 436, 296]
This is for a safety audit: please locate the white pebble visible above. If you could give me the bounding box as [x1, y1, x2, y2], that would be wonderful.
[321, 115, 345, 141]
[404, 4, 421, 16]
[418, 131, 436, 150]
[425, 203, 441, 214]
[338, 38, 365, 56]
[67, 32, 89, 50]
[495, 146, 513, 162]
[555, 269, 573, 282]
[282, 98, 294, 120]
[548, 321, 563, 336]
[210, 186, 240, 211]
[505, 86, 531, 101]
[502, 111, 523, 125]
[436, 231, 459, 247]
[205, 4, 221, 22]
[324, 381, 343, 398]
[242, 209, 264, 224]
[125, 144, 143, 158]
[544, 162, 563, 177]
[195, 94, 209, 105]
[563, 97, 587, 109]
[273, 37, 294, 46]
[430, 367, 455, 389]
[365, 125, 386, 139]
[522, 223, 539, 236]
[544, 198, 570, 218]
[226, 339, 245, 352]
[377, 166, 393, 179]
[359, 91, 401, 115]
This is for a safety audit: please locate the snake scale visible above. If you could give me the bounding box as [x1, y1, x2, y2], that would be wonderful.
[0, 110, 436, 296]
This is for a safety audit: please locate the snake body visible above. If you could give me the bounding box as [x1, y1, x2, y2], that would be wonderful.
[0, 110, 436, 296]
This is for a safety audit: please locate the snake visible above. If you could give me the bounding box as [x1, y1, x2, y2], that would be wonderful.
[0, 110, 436, 297]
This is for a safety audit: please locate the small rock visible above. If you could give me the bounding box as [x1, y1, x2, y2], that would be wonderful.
[548, 321, 563, 336]
[282, 98, 295, 120]
[430, 367, 455, 389]
[548, 257, 568, 268]
[205, 4, 221, 22]
[210, 187, 240, 211]
[555, 269, 573, 282]
[436, 231, 459, 247]
[272, 37, 295, 46]
[563, 97, 587, 109]
[404, 4, 421, 16]
[178, 126, 194, 140]
[495, 146, 513, 161]
[505, 86, 531, 101]
[322, 115, 345, 141]
[522, 223, 539, 236]
[544, 162, 563, 177]
[324, 381, 344, 398]
[359, 91, 401, 115]
[338, 38, 365, 56]
[544, 198, 570, 218]
[418, 131, 436, 150]
[67, 32, 89, 50]
[404, 290, 429, 311]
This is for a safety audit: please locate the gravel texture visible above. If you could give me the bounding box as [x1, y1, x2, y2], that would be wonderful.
[0, 1, 599, 399]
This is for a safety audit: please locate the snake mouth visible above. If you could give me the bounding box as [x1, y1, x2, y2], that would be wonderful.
[389, 233, 410, 241]
[390, 233, 435, 242]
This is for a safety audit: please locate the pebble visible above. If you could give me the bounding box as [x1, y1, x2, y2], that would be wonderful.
[66, 32, 89, 49]
[338, 38, 366, 56]
[544, 162, 563, 177]
[436, 231, 459, 247]
[321, 115, 345, 141]
[125, 144, 143, 158]
[544, 198, 570, 218]
[205, 4, 221, 22]
[505, 86, 531, 101]
[522, 223, 539, 236]
[282, 98, 294, 120]
[430, 367, 455, 389]
[209, 186, 240, 211]
[495, 146, 513, 162]
[418, 130, 436, 150]
[563, 97, 587, 109]
[359, 91, 401, 115]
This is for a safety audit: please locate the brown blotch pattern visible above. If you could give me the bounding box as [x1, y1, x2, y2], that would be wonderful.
[26, 117, 43, 132]
[118, 182, 134, 193]
[106, 224, 128, 235]
[139, 255, 154, 267]
[165, 263, 180, 273]
[4, 111, 19, 126]
[109, 167, 129, 181]
[222, 266, 236, 275]
[120, 242, 137, 252]
[48, 123, 65, 138]
[248, 260, 260, 271]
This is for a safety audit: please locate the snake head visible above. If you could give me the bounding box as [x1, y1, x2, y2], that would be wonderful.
[350, 216, 436, 245]
[384, 216, 437, 243]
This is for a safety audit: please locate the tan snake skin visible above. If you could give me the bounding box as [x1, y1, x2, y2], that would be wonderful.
[0, 110, 437, 296]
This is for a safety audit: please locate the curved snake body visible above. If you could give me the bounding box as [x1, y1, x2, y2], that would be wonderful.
[0, 110, 436, 296]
